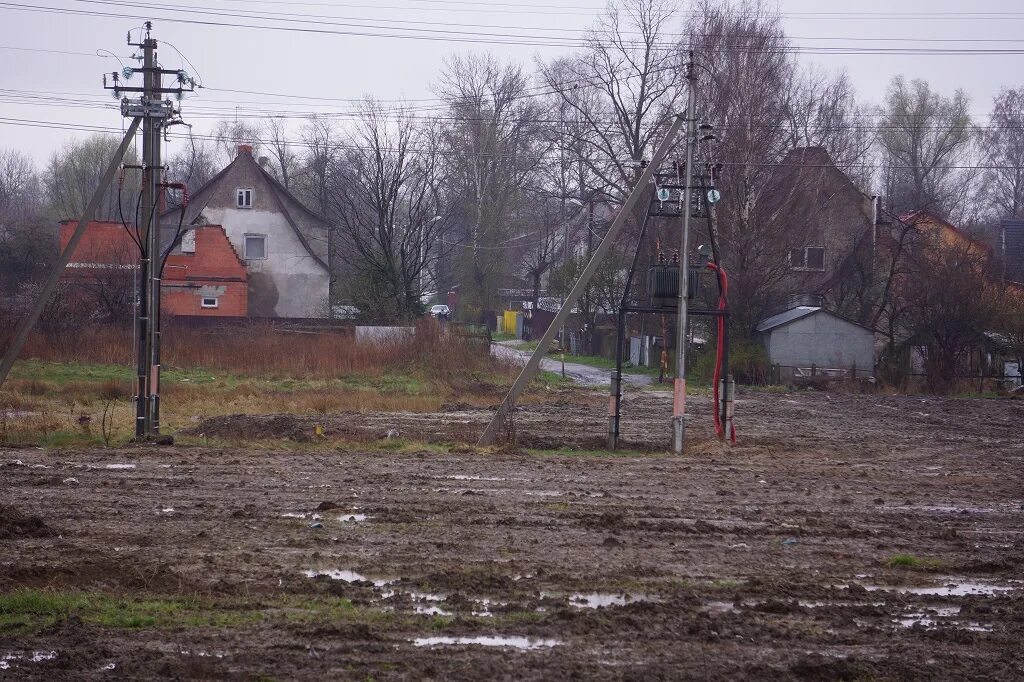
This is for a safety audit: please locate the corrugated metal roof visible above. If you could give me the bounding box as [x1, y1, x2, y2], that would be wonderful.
[755, 306, 821, 332]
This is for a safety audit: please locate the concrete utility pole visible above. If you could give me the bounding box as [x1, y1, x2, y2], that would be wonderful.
[672, 56, 698, 456]
[114, 22, 194, 440]
[479, 114, 687, 446]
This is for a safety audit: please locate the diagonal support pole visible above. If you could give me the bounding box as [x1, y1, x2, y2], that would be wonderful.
[478, 113, 686, 445]
[0, 117, 142, 391]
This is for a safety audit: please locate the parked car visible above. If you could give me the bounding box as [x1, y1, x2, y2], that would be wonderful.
[429, 304, 450, 320]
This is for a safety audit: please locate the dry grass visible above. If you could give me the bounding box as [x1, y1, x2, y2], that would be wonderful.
[3, 318, 500, 381]
[0, 319, 575, 447]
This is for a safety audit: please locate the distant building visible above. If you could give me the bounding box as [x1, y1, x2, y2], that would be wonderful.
[762, 147, 878, 300]
[1001, 219, 1024, 284]
[755, 306, 875, 383]
[162, 144, 331, 318]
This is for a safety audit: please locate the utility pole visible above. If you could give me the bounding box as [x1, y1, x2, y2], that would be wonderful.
[110, 22, 194, 440]
[672, 55, 698, 456]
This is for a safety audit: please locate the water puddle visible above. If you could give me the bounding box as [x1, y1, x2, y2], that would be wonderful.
[412, 636, 561, 650]
[441, 475, 506, 481]
[414, 605, 452, 616]
[102, 463, 136, 470]
[570, 593, 653, 609]
[303, 569, 396, 587]
[0, 651, 57, 669]
[861, 580, 1016, 596]
[895, 606, 992, 631]
[703, 600, 740, 613]
[338, 514, 368, 522]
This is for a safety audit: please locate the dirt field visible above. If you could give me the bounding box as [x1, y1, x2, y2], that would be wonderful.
[2, 389, 1023, 680]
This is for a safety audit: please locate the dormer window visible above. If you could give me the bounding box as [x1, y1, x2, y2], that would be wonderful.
[236, 188, 253, 208]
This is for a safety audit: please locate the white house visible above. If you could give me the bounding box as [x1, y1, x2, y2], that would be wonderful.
[162, 144, 331, 318]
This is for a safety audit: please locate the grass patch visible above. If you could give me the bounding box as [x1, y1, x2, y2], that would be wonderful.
[491, 332, 517, 342]
[0, 589, 264, 633]
[885, 554, 944, 571]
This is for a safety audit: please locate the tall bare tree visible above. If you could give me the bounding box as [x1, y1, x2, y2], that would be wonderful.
[329, 100, 450, 320]
[982, 87, 1024, 221]
[539, 0, 683, 202]
[879, 76, 974, 220]
[436, 53, 545, 319]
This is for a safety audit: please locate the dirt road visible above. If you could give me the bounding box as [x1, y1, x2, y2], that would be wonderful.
[2, 390, 1023, 679]
[491, 340, 653, 387]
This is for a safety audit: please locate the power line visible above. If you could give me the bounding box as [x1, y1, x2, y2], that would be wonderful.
[6, 1, 1024, 54]
[0, 115, 1019, 172]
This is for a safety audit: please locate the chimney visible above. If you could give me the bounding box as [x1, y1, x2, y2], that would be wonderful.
[237, 144, 253, 157]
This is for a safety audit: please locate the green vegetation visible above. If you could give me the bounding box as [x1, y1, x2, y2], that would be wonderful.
[0, 589, 265, 632]
[885, 554, 944, 571]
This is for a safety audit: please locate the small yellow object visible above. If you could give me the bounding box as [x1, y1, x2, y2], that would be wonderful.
[314, 424, 324, 437]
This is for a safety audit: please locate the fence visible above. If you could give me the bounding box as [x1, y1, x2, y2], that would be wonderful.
[768, 363, 1023, 393]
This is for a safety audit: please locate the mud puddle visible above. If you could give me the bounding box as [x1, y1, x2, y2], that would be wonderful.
[570, 593, 656, 608]
[412, 636, 561, 650]
[860, 579, 1017, 596]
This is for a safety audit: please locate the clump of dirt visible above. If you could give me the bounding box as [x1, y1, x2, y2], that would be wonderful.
[0, 504, 55, 539]
[186, 414, 313, 442]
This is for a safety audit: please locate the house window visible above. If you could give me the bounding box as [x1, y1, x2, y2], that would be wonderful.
[244, 234, 266, 260]
[201, 297, 219, 309]
[790, 246, 826, 272]
[236, 188, 253, 208]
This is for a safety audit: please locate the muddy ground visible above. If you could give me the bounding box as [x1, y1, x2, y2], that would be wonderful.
[2, 389, 1023, 680]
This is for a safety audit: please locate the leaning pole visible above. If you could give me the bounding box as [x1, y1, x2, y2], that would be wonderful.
[478, 113, 686, 446]
[0, 118, 142, 391]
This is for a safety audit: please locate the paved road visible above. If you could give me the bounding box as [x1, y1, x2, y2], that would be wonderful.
[491, 341, 653, 387]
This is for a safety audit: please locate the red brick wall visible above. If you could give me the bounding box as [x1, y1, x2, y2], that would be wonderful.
[58, 221, 248, 317]
[163, 281, 248, 317]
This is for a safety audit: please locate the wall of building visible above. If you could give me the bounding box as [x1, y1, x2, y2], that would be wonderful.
[762, 312, 874, 374]
[202, 205, 328, 318]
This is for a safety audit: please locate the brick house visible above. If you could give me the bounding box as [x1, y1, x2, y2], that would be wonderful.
[59, 220, 248, 317]
[161, 144, 331, 318]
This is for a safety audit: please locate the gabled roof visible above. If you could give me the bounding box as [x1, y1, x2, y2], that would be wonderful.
[756, 305, 875, 334]
[160, 149, 330, 270]
[755, 306, 821, 332]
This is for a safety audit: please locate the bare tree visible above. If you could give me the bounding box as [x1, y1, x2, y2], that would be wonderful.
[879, 76, 975, 220]
[687, 1, 799, 333]
[45, 135, 140, 221]
[329, 100, 450, 320]
[539, 0, 682, 201]
[0, 149, 49, 292]
[263, 117, 299, 190]
[211, 119, 263, 166]
[165, 137, 218, 199]
[436, 53, 545, 319]
[982, 87, 1024, 221]
[784, 65, 875, 188]
[903, 236, 1001, 392]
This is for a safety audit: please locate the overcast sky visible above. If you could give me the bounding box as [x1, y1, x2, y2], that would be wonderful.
[2, 0, 1023, 167]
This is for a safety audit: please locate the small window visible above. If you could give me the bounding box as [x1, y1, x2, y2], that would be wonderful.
[201, 297, 219, 309]
[806, 247, 825, 270]
[236, 188, 253, 208]
[244, 234, 266, 260]
[790, 246, 825, 272]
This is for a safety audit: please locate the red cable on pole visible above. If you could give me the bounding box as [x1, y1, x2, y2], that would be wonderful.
[706, 261, 735, 443]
